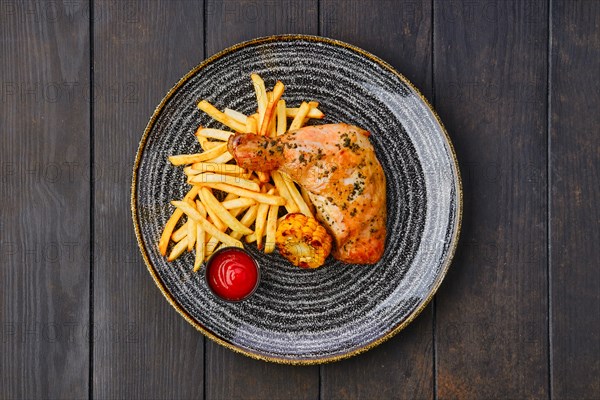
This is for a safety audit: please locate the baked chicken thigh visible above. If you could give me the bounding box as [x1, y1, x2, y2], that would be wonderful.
[228, 123, 386, 264]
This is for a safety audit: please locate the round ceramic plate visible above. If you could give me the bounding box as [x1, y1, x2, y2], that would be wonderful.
[132, 35, 461, 364]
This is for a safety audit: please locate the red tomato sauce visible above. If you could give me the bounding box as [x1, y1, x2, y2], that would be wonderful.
[205, 248, 259, 301]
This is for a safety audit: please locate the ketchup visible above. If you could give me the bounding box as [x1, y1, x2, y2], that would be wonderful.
[205, 248, 259, 301]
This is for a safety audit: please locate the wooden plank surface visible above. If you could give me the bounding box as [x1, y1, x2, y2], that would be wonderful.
[203, 1, 320, 399]
[320, 1, 435, 399]
[433, 1, 549, 398]
[0, 0, 598, 397]
[92, 1, 205, 398]
[550, 1, 600, 398]
[0, 1, 90, 398]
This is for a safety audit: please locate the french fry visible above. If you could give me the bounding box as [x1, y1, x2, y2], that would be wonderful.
[230, 204, 259, 240]
[201, 182, 286, 205]
[207, 151, 234, 164]
[300, 186, 316, 215]
[195, 126, 211, 151]
[221, 197, 256, 210]
[171, 201, 243, 248]
[187, 216, 196, 251]
[189, 172, 260, 192]
[171, 221, 188, 242]
[196, 128, 234, 141]
[168, 237, 188, 261]
[265, 204, 279, 253]
[183, 197, 198, 251]
[251, 73, 268, 129]
[257, 171, 270, 183]
[271, 171, 299, 213]
[245, 114, 258, 134]
[259, 81, 285, 136]
[186, 162, 245, 176]
[282, 173, 313, 217]
[245, 232, 258, 244]
[200, 187, 253, 235]
[168, 143, 227, 166]
[276, 99, 287, 136]
[197, 191, 227, 232]
[193, 200, 207, 271]
[158, 186, 200, 255]
[206, 236, 220, 256]
[253, 202, 270, 249]
[197, 100, 247, 132]
[223, 108, 247, 125]
[286, 105, 325, 119]
[289, 101, 311, 131]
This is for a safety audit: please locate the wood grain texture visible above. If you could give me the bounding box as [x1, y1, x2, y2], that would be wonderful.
[321, 0, 433, 98]
[0, 1, 90, 398]
[93, 1, 205, 398]
[433, 1, 549, 398]
[204, 1, 319, 399]
[550, 1, 600, 398]
[320, 1, 434, 399]
[205, 0, 318, 54]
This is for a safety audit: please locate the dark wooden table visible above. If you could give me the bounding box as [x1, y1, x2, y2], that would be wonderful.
[2, 1, 599, 399]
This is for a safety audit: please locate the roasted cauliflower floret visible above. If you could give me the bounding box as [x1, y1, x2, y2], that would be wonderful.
[275, 213, 332, 268]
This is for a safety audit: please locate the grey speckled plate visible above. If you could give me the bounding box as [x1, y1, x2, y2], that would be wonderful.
[132, 35, 461, 364]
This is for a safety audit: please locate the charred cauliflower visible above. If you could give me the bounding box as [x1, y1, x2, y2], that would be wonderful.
[275, 213, 332, 268]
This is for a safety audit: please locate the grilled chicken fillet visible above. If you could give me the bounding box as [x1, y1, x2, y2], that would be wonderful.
[228, 123, 386, 264]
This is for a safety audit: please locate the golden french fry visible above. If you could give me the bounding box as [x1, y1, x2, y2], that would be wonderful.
[265, 204, 279, 253]
[223, 108, 248, 125]
[184, 198, 198, 251]
[197, 128, 234, 141]
[300, 186, 316, 215]
[200, 187, 253, 235]
[253, 188, 275, 249]
[245, 114, 258, 134]
[251, 73, 268, 129]
[168, 143, 227, 166]
[195, 126, 211, 151]
[276, 99, 287, 136]
[159, 186, 200, 255]
[198, 190, 228, 232]
[189, 172, 260, 192]
[259, 81, 285, 136]
[193, 201, 207, 271]
[197, 100, 247, 132]
[289, 101, 311, 131]
[245, 232, 258, 244]
[206, 236, 220, 256]
[257, 171, 271, 183]
[214, 242, 228, 253]
[221, 197, 256, 210]
[200, 182, 286, 205]
[194, 224, 205, 270]
[230, 205, 259, 240]
[254, 202, 269, 249]
[186, 162, 245, 177]
[282, 173, 313, 217]
[187, 217, 196, 251]
[271, 171, 299, 213]
[168, 237, 188, 261]
[171, 201, 243, 248]
[207, 151, 234, 164]
[286, 105, 324, 119]
[171, 221, 188, 242]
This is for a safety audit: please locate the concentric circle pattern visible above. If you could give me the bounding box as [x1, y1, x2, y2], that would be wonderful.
[132, 35, 461, 363]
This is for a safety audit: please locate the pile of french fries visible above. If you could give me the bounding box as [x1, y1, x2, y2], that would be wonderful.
[159, 73, 325, 271]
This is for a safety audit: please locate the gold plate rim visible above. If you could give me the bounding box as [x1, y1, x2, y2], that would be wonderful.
[131, 34, 463, 365]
